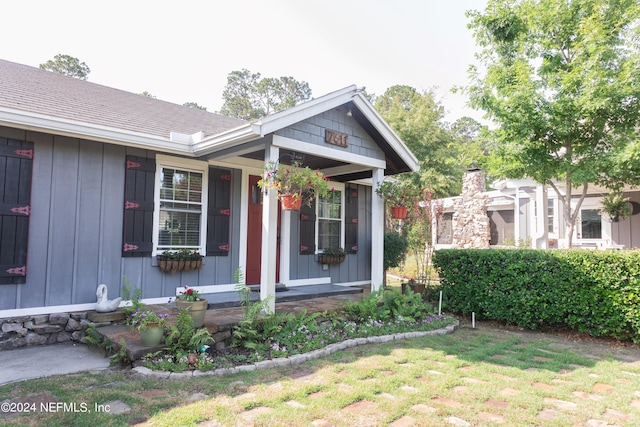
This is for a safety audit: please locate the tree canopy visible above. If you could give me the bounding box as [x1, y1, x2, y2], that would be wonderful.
[375, 85, 483, 197]
[467, 0, 640, 246]
[183, 102, 207, 110]
[219, 69, 312, 120]
[39, 54, 90, 80]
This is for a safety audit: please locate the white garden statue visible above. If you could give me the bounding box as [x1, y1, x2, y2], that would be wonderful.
[95, 284, 122, 313]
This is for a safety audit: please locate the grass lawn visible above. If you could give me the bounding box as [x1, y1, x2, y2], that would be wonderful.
[1, 322, 639, 426]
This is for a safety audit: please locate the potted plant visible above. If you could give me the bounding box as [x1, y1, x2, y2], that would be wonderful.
[401, 278, 426, 296]
[128, 308, 169, 346]
[318, 247, 347, 265]
[258, 161, 332, 210]
[157, 249, 203, 272]
[375, 180, 416, 219]
[170, 285, 208, 328]
[601, 191, 632, 222]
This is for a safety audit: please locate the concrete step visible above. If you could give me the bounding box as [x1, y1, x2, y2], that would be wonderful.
[202, 284, 363, 309]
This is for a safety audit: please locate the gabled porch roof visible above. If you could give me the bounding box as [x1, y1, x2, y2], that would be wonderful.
[193, 85, 418, 176]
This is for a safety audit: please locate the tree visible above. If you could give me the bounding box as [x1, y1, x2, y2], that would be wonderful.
[467, 0, 640, 247]
[183, 102, 207, 110]
[220, 69, 312, 120]
[374, 85, 465, 197]
[39, 54, 90, 80]
[140, 91, 156, 98]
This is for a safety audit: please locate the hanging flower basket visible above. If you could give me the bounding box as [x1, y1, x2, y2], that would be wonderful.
[391, 206, 408, 219]
[259, 161, 331, 207]
[280, 193, 303, 211]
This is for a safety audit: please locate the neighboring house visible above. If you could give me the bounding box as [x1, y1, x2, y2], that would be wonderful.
[434, 174, 640, 250]
[0, 59, 418, 317]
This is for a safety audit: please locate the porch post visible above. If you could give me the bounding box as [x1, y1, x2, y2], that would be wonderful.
[371, 168, 385, 291]
[280, 210, 291, 285]
[260, 145, 279, 313]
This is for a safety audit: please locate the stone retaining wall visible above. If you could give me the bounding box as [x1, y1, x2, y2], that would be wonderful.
[0, 312, 110, 351]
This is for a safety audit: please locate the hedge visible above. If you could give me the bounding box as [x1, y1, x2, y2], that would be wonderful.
[432, 249, 640, 342]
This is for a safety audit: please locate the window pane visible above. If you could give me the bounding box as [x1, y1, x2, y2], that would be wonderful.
[158, 166, 203, 250]
[318, 220, 341, 250]
[547, 200, 554, 233]
[160, 168, 202, 203]
[318, 190, 342, 219]
[158, 210, 201, 248]
[581, 209, 602, 239]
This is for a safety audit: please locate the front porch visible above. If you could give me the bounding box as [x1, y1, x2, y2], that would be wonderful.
[96, 284, 368, 361]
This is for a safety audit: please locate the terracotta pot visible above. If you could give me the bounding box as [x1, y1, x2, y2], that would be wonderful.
[176, 299, 208, 328]
[391, 206, 408, 219]
[280, 193, 302, 210]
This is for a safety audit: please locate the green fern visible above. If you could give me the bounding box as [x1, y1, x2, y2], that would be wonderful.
[108, 338, 130, 366]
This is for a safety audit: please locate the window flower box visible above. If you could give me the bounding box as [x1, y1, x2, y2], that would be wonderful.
[157, 250, 203, 273]
[318, 248, 347, 265]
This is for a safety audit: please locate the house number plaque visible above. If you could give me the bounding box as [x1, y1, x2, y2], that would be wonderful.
[325, 129, 348, 148]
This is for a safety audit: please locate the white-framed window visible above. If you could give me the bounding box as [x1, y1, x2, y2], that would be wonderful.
[316, 183, 345, 252]
[579, 208, 602, 239]
[153, 155, 208, 254]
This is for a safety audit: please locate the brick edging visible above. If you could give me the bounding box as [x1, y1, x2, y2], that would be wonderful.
[132, 320, 459, 379]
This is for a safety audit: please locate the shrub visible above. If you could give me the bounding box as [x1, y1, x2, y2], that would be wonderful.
[433, 249, 640, 342]
[384, 232, 409, 270]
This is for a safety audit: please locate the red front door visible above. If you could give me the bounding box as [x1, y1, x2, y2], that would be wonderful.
[246, 175, 280, 285]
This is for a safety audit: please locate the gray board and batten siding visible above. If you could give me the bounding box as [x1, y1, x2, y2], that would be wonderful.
[0, 126, 241, 310]
[274, 107, 386, 162]
[0, 122, 375, 310]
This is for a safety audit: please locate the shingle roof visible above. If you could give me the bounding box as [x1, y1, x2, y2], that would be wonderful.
[0, 59, 246, 139]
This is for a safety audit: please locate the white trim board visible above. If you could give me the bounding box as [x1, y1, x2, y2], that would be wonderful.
[285, 277, 332, 286]
[273, 135, 386, 170]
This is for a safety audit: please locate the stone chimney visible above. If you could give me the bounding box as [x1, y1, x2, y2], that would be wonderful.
[451, 169, 490, 248]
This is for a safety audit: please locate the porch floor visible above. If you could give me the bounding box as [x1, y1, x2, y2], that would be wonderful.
[96, 284, 368, 361]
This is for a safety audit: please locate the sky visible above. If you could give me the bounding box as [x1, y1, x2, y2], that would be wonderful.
[2, 0, 489, 124]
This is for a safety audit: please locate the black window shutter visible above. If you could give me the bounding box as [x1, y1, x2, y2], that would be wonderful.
[299, 197, 316, 255]
[345, 184, 359, 254]
[0, 138, 33, 285]
[206, 167, 231, 256]
[122, 155, 155, 257]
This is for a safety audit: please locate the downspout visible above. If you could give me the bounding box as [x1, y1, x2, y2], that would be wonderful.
[533, 185, 549, 249]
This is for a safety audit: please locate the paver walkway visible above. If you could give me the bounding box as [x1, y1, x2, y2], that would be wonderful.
[2, 312, 640, 426]
[115, 323, 639, 426]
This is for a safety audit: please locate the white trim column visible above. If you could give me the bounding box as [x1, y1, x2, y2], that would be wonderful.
[371, 168, 385, 291]
[280, 210, 291, 285]
[260, 145, 279, 313]
[238, 169, 249, 282]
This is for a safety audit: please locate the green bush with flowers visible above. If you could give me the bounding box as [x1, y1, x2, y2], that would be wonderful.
[128, 308, 169, 331]
[175, 285, 204, 302]
[258, 161, 332, 206]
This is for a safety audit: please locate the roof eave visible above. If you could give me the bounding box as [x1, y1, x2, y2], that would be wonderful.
[0, 107, 193, 155]
[192, 124, 262, 156]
